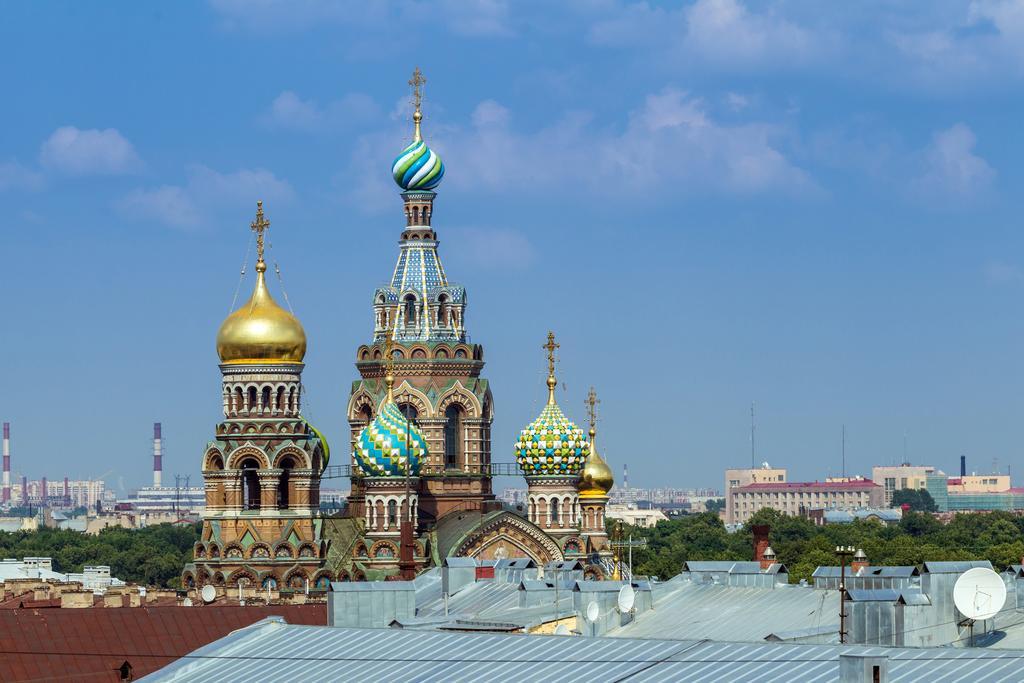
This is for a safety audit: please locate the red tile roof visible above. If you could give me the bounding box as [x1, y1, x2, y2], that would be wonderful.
[0, 604, 327, 682]
[738, 480, 881, 492]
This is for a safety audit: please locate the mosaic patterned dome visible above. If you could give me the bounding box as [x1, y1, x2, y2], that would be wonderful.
[392, 139, 445, 191]
[515, 401, 589, 477]
[355, 400, 426, 477]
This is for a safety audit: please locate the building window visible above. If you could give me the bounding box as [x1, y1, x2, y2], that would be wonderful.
[550, 498, 560, 525]
[444, 404, 463, 469]
[241, 459, 260, 510]
[404, 295, 417, 327]
[387, 499, 397, 526]
[277, 457, 294, 509]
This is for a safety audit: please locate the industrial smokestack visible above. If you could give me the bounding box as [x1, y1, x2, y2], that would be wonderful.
[153, 422, 163, 488]
[960, 454, 966, 478]
[623, 463, 629, 490]
[41, 477, 47, 507]
[64, 477, 69, 507]
[21, 476, 27, 507]
[2, 423, 10, 504]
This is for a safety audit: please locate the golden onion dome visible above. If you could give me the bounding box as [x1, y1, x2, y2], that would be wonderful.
[578, 426, 614, 498]
[216, 202, 306, 365]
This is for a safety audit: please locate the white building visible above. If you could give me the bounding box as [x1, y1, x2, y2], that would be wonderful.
[606, 503, 668, 528]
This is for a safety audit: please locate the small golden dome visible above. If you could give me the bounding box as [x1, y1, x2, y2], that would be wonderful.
[579, 427, 614, 498]
[216, 263, 306, 365]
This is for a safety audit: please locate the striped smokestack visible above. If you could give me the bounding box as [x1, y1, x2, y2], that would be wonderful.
[153, 422, 163, 488]
[2, 423, 9, 504]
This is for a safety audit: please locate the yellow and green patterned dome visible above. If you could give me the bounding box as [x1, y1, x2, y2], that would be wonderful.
[515, 332, 589, 477]
[354, 366, 427, 477]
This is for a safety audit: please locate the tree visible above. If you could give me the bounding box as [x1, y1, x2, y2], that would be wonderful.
[891, 488, 938, 512]
[704, 499, 725, 515]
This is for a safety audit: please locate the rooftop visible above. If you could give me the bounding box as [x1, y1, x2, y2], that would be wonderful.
[738, 480, 881, 492]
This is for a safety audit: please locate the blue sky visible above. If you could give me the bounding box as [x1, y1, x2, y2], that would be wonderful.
[2, 0, 1024, 494]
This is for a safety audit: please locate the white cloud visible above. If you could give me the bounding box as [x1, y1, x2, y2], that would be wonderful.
[262, 91, 380, 131]
[346, 87, 814, 208]
[0, 160, 43, 191]
[115, 165, 293, 229]
[914, 123, 995, 199]
[985, 261, 1024, 284]
[40, 126, 141, 176]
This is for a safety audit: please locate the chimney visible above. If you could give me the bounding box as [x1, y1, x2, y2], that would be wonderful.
[2, 423, 9, 504]
[752, 524, 770, 562]
[851, 548, 869, 574]
[960, 454, 966, 478]
[63, 477, 70, 506]
[21, 476, 27, 507]
[623, 463, 629, 490]
[41, 477, 47, 507]
[760, 546, 776, 570]
[153, 423, 163, 488]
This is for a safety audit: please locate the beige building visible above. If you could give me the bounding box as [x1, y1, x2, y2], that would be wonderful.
[729, 479, 883, 525]
[606, 503, 668, 528]
[724, 465, 787, 524]
[871, 465, 937, 505]
[948, 474, 1010, 493]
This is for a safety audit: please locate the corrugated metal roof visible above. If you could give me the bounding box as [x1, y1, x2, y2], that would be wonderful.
[846, 589, 901, 602]
[139, 620, 1024, 683]
[923, 561, 993, 574]
[606, 578, 840, 643]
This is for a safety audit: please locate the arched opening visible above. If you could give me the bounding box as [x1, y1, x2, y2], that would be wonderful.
[398, 403, 418, 421]
[444, 404, 463, 470]
[359, 404, 373, 426]
[438, 294, 449, 327]
[289, 387, 298, 413]
[387, 499, 397, 527]
[275, 386, 285, 414]
[241, 459, 260, 510]
[247, 387, 257, 413]
[209, 454, 224, 471]
[404, 294, 417, 327]
[278, 456, 294, 509]
[234, 387, 244, 414]
[261, 386, 271, 412]
[550, 498, 559, 526]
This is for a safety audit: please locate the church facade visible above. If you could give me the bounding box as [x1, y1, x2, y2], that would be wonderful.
[185, 71, 614, 589]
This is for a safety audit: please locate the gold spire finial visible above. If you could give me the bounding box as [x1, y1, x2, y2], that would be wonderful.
[543, 331, 559, 405]
[409, 66, 426, 143]
[586, 386, 600, 439]
[250, 200, 270, 273]
[383, 330, 397, 401]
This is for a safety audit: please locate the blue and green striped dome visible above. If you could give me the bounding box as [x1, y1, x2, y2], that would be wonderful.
[392, 140, 445, 191]
[355, 401, 426, 477]
[515, 402, 589, 476]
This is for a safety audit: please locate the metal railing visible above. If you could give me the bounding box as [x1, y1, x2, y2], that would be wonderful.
[322, 462, 521, 480]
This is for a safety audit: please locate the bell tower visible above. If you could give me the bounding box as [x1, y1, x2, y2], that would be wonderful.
[347, 68, 495, 529]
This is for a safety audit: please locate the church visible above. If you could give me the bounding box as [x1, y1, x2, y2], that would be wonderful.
[182, 70, 614, 590]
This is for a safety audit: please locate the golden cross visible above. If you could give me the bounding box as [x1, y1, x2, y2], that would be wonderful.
[586, 386, 600, 432]
[250, 200, 270, 263]
[543, 331, 559, 378]
[409, 67, 426, 113]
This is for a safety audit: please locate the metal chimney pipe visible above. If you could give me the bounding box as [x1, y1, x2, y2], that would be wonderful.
[2, 423, 10, 504]
[153, 422, 163, 488]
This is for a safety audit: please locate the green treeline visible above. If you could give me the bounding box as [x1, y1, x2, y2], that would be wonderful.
[0, 523, 199, 588]
[624, 509, 1024, 584]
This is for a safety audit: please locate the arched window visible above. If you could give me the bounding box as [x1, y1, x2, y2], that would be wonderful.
[398, 403, 418, 421]
[234, 387, 244, 414]
[404, 294, 417, 327]
[387, 500, 397, 526]
[261, 387, 271, 411]
[438, 295, 449, 327]
[550, 498, 559, 525]
[289, 387, 298, 414]
[444, 404, 463, 469]
[278, 457, 294, 509]
[359, 405, 373, 426]
[275, 386, 285, 413]
[247, 387, 257, 413]
[241, 459, 260, 510]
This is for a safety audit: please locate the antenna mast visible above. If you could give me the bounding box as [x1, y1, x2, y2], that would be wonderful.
[842, 424, 846, 479]
[750, 402, 756, 469]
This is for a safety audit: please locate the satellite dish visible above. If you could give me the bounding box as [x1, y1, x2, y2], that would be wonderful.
[182, 597, 193, 607]
[201, 584, 216, 604]
[554, 624, 571, 636]
[617, 584, 636, 613]
[585, 601, 600, 623]
[954, 568, 1006, 621]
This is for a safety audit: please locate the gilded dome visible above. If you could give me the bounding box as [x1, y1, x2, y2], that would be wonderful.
[579, 427, 614, 498]
[217, 264, 306, 364]
[355, 389, 427, 477]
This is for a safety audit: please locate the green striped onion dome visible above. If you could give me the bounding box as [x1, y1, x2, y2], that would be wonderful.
[355, 401, 426, 477]
[392, 140, 445, 191]
[515, 402, 590, 476]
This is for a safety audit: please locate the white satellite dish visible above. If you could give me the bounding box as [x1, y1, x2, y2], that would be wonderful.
[585, 601, 600, 623]
[182, 597, 193, 607]
[953, 567, 1007, 621]
[554, 624, 571, 636]
[617, 584, 636, 614]
[201, 584, 217, 604]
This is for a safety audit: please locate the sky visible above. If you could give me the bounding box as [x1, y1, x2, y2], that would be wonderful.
[2, 0, 1024, 494]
